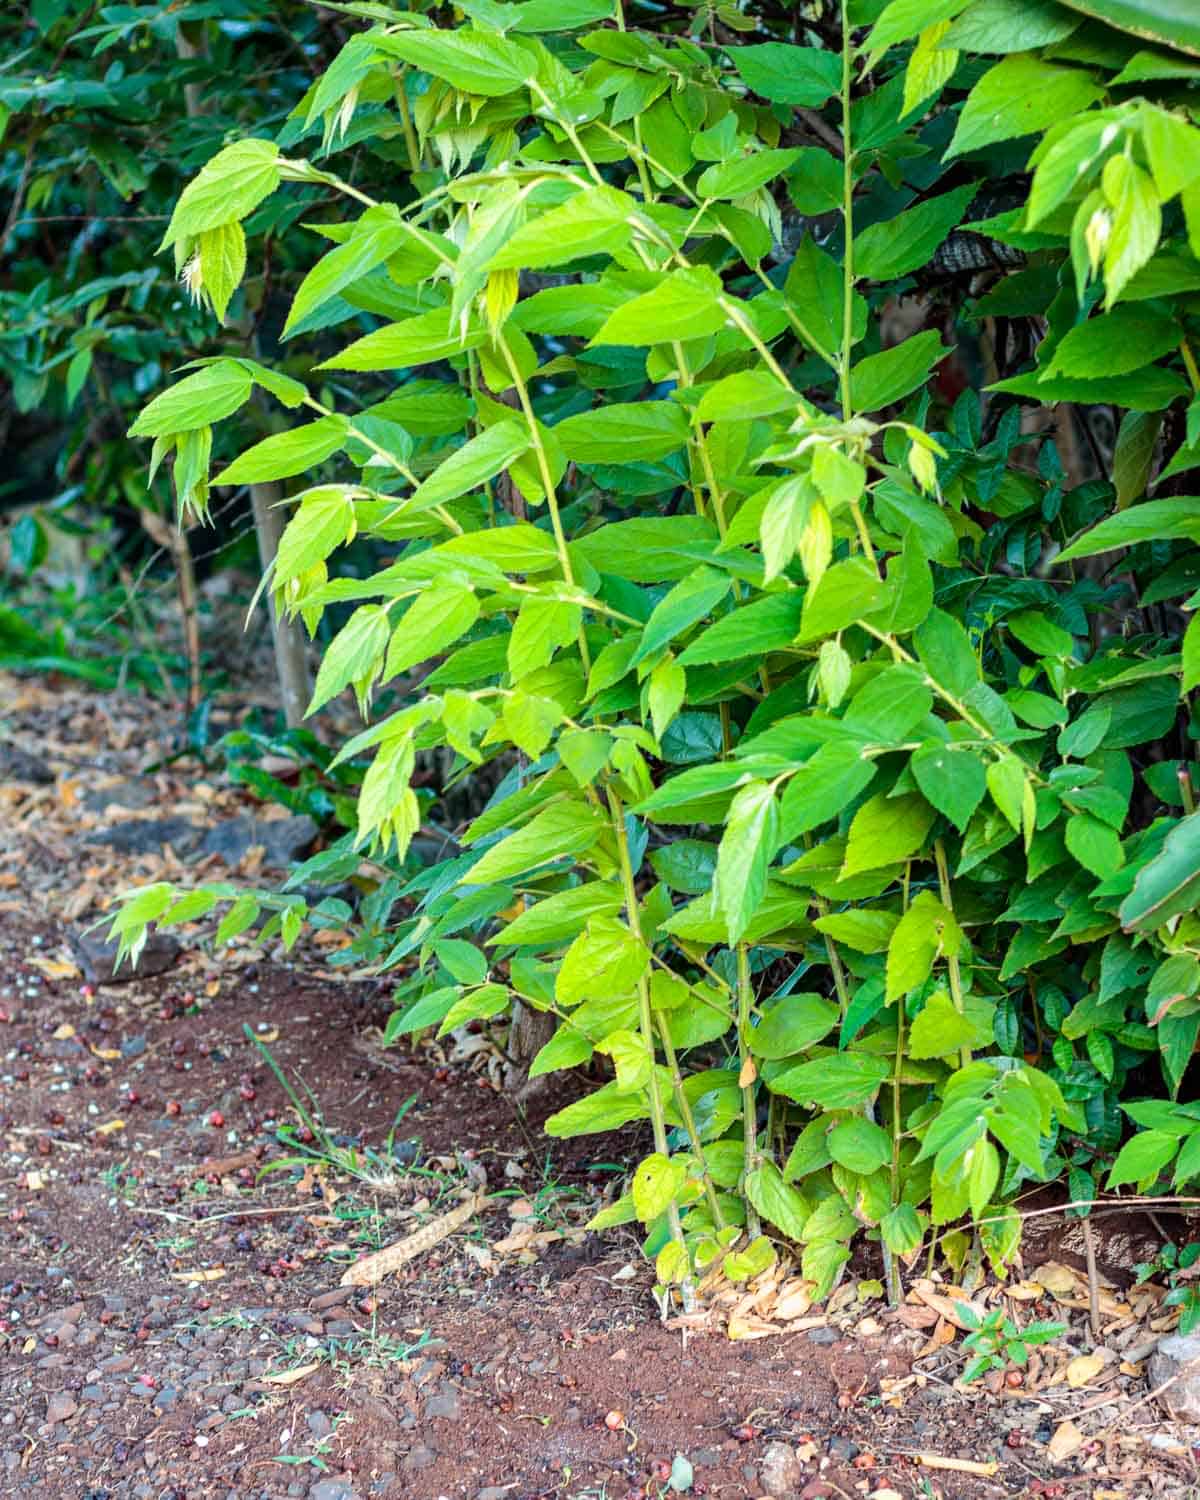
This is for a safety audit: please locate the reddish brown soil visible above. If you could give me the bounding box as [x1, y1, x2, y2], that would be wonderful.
[1, 672, 1197, 1500]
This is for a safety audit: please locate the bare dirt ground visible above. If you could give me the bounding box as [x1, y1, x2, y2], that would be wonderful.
[2, 670, 1199, 1500]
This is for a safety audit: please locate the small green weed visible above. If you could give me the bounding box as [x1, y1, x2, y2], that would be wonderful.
[958, 1305, 1065, 1385]
[272, 1413, 349, 1474]
[247, 1025, 422, 1192]
[1136, 1240, 1200, 1335]
[492, 1154, 591, 1232]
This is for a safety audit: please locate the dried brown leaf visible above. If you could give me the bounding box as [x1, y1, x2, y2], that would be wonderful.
[1047, 1419, 1085, 1463]
[1066, 1352, 1105, 1388]
[261, 1361, 320, 1386]
[340, 1190, 486, 1285]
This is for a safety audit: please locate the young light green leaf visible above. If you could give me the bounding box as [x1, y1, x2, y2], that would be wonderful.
[215, 417, 348, 487]
[385, 585, 480, 680]
[828, 1117, 891, 1175]
[745, 1160, 811, 1239]
[275, 486, 357, 586]
[554, 401, 689, 464]
[850, 330, 947, 412]
[842, 792, 936, 876]
[886, 890, 961, 1002]
[198, 220, 246, 323]
[856, 184, 978, 283]
[696, 148, 801, 200]
[319, 307, 486, 372]
[634, 565, 731, 666]
[466, 801, 605, 885]
[509, 595, 581, 676]
[1044, 308, 1179, 380]
[308, 603, 391, 714]
[285, 210, 427, 335]
[128, 360, 252, 438]
[948, 54, 1103, 158]
[911, 744, 987, 832]
[678, 591, 804, 665]
[868, 0, 970, 51]
[716, 780, 779, 945]
[733, 43, 840, 106]
[373, 26, 531, 97]
[161, 138, 280, 249]
[591, 266, 726, 345]
[750, 994, 839, 1058]
[1057, 497, 1200, 561]
[489, 186, 634, 270]
[409, 420, 529, 512]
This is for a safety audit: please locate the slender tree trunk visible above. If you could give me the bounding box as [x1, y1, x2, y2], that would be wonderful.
[175, 21, 206, 119]
[173, 23, 310, 726]
[251, 482, 311, 727]
[139, 510, 201, 711]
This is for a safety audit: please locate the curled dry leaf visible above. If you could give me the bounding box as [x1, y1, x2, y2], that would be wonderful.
[461, 1242, 497, 1273]
[1047, 1419, 1085, 1463]
[896, 1303, 939, 1330]
[170, 1268, 227, 1284]
[727, 1311, 779, 1340]
[916, 1455, 999, 1476]
[491, 1228, 561, 1255]
[30, 957, 81, 981]
[340, 1189, 486, 1286]
[912, 1282, 981, 1332]
[261, 1361, 320, 1386]
[1066, 1352, 1106, 1388]
[916, 1317, 956, 1359]
[1032, 1261, 1082, 1298]
[773, 1282, 813, 1321]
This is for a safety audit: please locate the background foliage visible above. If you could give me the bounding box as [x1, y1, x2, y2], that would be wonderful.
[25, 0, 1200, 1302]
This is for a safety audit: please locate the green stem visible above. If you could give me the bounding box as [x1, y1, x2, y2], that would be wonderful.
[495, 331, 591, 675]
[737, 942, 761, 1236]
[820, 917, 853, 1015]
[607, 786, 688, 1259]
[656, 1016, 726, 1229]
[632, 115, 655, 202]
[394, 73, 423, 175]
[934, 838, 971, 1070]
[299, 396, 463, 536]
[885, 861, 912, 1309]
[1182, 338, 1200, 395]
[839, 0, 856, 424]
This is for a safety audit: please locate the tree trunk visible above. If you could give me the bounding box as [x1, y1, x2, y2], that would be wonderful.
[172, 25, 311, 728]
[175, 21, 206, 119]
[251, 481, 311, 728]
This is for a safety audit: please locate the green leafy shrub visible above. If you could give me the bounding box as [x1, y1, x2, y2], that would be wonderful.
[109, 0, 1200, 1302]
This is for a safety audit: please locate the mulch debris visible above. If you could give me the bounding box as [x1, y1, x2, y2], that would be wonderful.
[1, 670, 1200, 1498]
